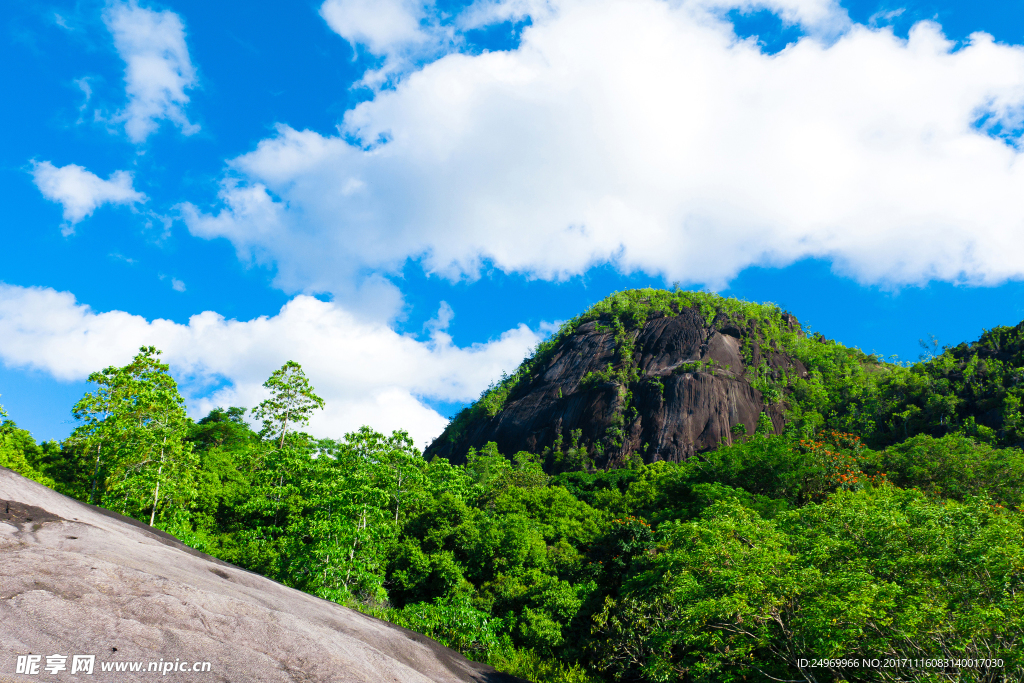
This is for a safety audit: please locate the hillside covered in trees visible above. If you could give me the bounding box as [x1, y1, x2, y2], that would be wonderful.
[2, 289, 1022, 683]
[431, 288, 1024, 466]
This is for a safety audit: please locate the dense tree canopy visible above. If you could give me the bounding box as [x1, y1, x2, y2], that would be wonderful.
[4, 291, 1024, 683]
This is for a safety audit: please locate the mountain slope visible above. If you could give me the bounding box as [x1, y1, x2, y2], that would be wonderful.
[429, 288, 1024, 469]
[427, 289, 815, 468]
[0, 466, 520, 683]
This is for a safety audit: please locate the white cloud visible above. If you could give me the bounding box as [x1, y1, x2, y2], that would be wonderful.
[320, 0, 431, 56]
[74, 78, 93, 115]
[31, 161, 146, 234]
[171, 278, 186, 292]
[0, 284, 543, 447]
[183, 0, 1024, 291]
[461, 0, 845, 33]
[697, 0, 848, 33]
[104, 0, 198, 143]
[458, 0, 555, 30]
[319, 0, 456, 87]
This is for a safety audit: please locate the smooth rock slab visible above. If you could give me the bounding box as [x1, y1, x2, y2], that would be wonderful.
[0, 468, 521, 683]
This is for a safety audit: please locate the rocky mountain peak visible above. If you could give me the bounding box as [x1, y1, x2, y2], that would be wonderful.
[426, 289, 809, 470]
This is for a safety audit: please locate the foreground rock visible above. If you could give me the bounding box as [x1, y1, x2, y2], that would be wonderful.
[428, 305, 807, 468]
[0, 468, 520, 683]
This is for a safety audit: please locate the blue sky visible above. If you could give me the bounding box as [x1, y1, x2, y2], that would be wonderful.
[3, 0, 1024, 447]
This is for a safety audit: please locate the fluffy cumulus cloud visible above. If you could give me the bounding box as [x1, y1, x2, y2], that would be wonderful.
[319, 0, 458, 87]
[460, 0, 845, 33]
[320, 0, 431, 56]
[0, 284, 544, 447]
[699, 0, 847, 32]
[31, 161, 146, 234]
[105, 0, 198, 143]
[183, 0, 1024, 292]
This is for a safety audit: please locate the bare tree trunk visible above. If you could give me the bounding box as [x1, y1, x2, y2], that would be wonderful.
[394, 470, 403, 522]
[89, 442, 103, 505]
[149, 474, 161, 526]
[149, 438, 166, 527]
[279, 414, 289, 450]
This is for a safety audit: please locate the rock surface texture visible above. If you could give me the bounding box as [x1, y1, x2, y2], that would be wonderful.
[427, 307, 807, 468]
[0, 468, 520, 683]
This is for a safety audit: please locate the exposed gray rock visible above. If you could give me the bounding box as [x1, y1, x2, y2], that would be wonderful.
[427, 306, 807, 468]
[0, 468, 522, 683]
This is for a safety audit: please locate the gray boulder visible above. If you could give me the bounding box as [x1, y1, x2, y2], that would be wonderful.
[0, 467, 522, 683]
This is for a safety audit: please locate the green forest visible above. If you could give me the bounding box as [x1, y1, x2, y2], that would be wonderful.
[2, 289, 1022, 683]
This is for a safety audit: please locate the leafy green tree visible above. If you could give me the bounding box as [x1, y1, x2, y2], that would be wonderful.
[68, 370, 118, 504]
[0, 399, 57, 488]
[177, 408, 260, 555]
[269, 428, 425, 603]
[865, 433, 1024, 508]
[9, 289, 1024, 683]
[239, 361, 326, 568]
[373, 430, 427, 523]
[790, 487, 1023, 671]
[68, 347, 196, 526]
[251, 361, 325, 448]
[593, 488, 1023, 683]
[592, 499, 802, 682]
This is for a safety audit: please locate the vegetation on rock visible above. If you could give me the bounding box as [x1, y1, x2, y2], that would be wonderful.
[433, 287, 1024, 466]
[2, 290, 1023, 682]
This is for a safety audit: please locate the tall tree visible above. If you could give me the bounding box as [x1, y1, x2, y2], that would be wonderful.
[69, 373, 117, 504]
[69, 347, 196, 526]
[251, 361, 325, 449]
[240, 361, 326, 575]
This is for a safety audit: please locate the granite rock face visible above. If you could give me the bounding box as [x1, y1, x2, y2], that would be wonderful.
[0, 468, 521, 683]
[427, 307, 807, 468]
